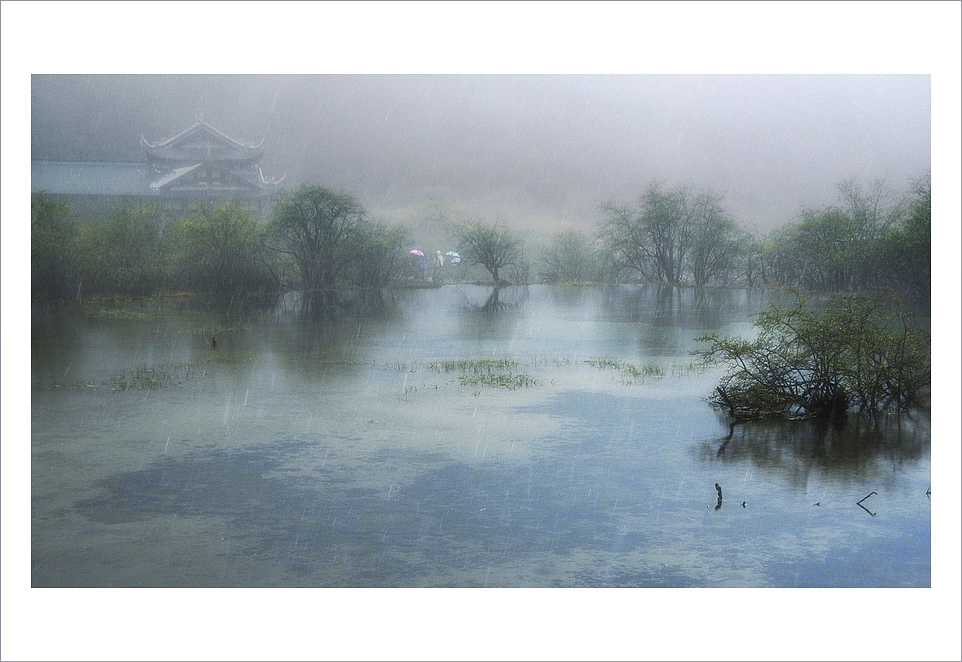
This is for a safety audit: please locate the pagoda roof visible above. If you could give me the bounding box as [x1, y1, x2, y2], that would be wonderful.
[149, 162, 270, 193]
[141, 120, 264, 164]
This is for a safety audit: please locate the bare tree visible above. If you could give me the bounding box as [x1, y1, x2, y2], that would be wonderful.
[687, 191, 741, 286]
[540, 229, 602, 283]
[457, 220, 523, 287]
[600, 182, 738, 285]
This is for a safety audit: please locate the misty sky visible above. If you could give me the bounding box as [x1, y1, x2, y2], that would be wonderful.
[30, 73, 930, 234]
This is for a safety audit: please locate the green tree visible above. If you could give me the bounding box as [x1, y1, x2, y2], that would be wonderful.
[76, 206, 171, 296]
[788, 208, 863, 292]
[599, 183, 690, 283]
[687, 193, 742, 286]
[879, 172, 930, 305]
[31, 195, 78, 300]
[766, 177, 911, 294]
[696, 292, 930, 420]
[266, 186, 370, 310]
[345, 220, 411, 291]
[457, 220, 523, 287]
[174, 204, 275, 298]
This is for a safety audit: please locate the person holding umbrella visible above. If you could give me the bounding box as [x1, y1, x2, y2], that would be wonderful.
[410, 249, 427, 277]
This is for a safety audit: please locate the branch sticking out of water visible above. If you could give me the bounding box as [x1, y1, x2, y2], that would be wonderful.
[856, 491, 877, 505]
[856, 491, 878, 516]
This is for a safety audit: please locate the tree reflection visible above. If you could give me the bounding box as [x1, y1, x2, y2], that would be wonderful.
[456, 285, 527, 340]
[481, 286, 503, 312]
[279, 286, 404, 321]
[696, 413, 930, 487]
[595, 284, 764, 357]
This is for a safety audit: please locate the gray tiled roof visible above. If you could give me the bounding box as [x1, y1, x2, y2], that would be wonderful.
[32, 161, 273, 198]
[32, 161, 151, 197]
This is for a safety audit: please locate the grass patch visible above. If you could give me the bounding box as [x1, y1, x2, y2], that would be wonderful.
[585, 356, 665, 384]
[584, 357, 622, 370]
[112, 362, 198, 390]
[457, 372, 540, 389]
[419, 357, 540, 392]
[429, 358, 519, 374]
[622, 363, 665, 378]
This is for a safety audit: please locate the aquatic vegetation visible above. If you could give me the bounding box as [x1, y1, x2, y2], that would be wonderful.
[34, 379, 98, 390]
[111, 362, 197, 390]
[621, 362, 665, 379]
[428, 358, 519, 374]
[81, 302, 154, 321]
[584, 356, 622, 370]
[416, 357, 541, 392]
[670, 361, 706, 377]
[457, 372, 540, 390]
[585, 356, 665, 384]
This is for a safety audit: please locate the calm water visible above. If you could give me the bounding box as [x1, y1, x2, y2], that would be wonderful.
[31, 285, 930, 587]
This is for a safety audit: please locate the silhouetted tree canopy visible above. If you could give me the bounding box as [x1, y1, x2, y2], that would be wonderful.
[266, 186, 370, 309]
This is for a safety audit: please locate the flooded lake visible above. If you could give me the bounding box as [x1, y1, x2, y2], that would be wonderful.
[31, 284, 930, 588]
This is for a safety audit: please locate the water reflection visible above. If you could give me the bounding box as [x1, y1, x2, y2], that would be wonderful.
[31, 284, 931, 587]
[455, 286, 528, 340]
[591, 284, 778, 357]
[695, 412, 931, 488]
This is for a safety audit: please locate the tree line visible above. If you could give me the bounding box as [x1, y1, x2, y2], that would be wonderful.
[544, 173, 930, 306]
[32, 172, 931, 308]
[31, 187, 414, 311]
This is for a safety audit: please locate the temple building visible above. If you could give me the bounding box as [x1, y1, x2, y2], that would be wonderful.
[32, 118, 284, 220]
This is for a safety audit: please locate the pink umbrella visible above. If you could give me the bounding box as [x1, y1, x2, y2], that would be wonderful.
[409, 249, 425, 257]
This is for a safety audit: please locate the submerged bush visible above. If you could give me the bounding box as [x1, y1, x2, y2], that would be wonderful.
[695, 292, 929, 420]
